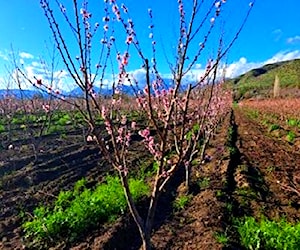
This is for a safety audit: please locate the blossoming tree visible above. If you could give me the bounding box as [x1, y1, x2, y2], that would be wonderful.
[26, 0, 256, 248]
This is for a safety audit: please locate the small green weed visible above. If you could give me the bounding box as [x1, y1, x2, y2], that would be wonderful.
[266, 165, 276, 173]
[198, 176, 210, 189]
[173, 194, 192, 211]
[286, 131, 296, 143]
[215, 232, 229, 246]
[268, 124, 280, 132]
[215, 189, 225, 199]
[286, 118, 299, 127]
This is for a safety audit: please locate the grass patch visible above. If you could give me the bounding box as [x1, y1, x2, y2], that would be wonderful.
[22, 176, 149, 248]
[235, 216, 300, 250]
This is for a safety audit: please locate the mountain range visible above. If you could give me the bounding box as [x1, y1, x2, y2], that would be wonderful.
[1, 59, 300, 99]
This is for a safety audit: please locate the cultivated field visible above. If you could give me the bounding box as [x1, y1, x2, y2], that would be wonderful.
[0, 95, 299, 250]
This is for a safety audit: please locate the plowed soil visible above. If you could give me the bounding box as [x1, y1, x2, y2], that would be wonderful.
[1, 104, 299, 250]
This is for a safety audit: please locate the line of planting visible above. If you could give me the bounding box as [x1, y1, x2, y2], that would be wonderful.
[242, 107, 299, 144]
[220, 109, 300, 250]
[21, 175, 150, 249]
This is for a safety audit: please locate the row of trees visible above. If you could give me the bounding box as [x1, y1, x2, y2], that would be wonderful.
[3, 0, 255, 249]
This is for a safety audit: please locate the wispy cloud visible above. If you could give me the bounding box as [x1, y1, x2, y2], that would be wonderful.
[0, 51, 9, 61]
[272, 29, 283, 42]
[286, 35, 300, 44]
[19, 52, 34, 59]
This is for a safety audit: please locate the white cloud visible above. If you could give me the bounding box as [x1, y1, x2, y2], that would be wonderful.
[225, 57, 260, 78]
[31, 61, 41, 67]
[264, 50, 300, 64]
[286, 35, 300, 44]
[0, 51, 9, 61]
[226, 50, 300, 78]
[19, 52, 34, 59]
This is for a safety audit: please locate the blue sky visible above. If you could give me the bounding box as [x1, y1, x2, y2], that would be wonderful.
[0, 0, 300, 90]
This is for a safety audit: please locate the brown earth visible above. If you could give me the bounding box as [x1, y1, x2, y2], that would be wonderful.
[1, 105, 300, 250]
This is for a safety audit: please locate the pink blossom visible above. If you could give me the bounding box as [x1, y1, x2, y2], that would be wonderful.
[80, 8, 91, 19]
[42, 104, 50, 113]
[143, 86, 149, 95]
[105, 120, 112, 135]
[103, 16, 110, 22]
[86, 135, 94, 142]
[126, 35, 133, 44]
[131, 121, 136, 130]
[215, 1, 221, 8]
[139, 128, 150, 138]
[101, 106, 107, 119]
[103, 24, 109, 31]
[121, 56, 129, 66]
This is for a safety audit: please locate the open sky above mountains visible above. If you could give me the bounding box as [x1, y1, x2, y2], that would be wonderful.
[0, 0, 300, 91]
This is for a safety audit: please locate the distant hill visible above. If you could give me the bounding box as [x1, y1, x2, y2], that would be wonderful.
[0, 89, 48, 99]
[230, 59, 300, 100]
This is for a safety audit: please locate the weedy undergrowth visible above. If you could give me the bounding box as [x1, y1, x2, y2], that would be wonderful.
[235, 216, 300, 250]
[22, 176, 149, 248]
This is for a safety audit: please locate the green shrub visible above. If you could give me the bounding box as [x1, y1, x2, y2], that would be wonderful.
[23, 176, 149, 247]
[236, 216, 300, 250]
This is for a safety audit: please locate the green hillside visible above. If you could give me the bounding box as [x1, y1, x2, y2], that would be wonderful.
[230, 59, 300, 100]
